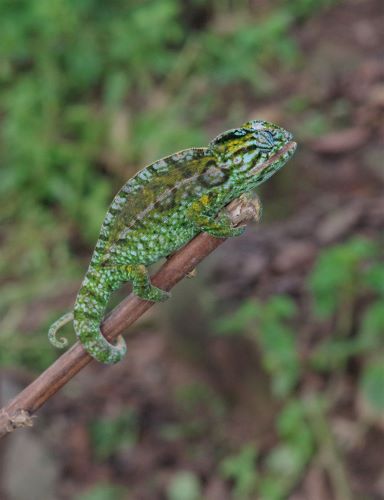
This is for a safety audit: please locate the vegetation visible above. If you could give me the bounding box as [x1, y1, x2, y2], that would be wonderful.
[216, 237, 384, 498]
[0, 0, 341, 369]
[3, 0, 382, 498]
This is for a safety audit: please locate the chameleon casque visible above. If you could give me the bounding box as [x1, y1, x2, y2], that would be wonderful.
[48, 120, 296, 364]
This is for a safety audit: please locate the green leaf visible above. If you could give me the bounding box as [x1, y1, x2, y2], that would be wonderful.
[266, 444, 306, 476]
[311, 338, 366, 372]
[359, 301, 384, 349]
[220, 444, 259, 499]
[89, 409, 138, 460]
[265, 295, 297, 320]
[215, 300, 261, 335]
[360, 358, 384, 411]
[167, 471, 202, 500]
[365, 263, 384, 296]
[76, 483, 127, 500]
[309, 237, 377, 318]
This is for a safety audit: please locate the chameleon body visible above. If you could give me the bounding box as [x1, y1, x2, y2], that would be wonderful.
[48, 120, 296, 364]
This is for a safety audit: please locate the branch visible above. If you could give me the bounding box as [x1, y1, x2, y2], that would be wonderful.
[0, 196, 261, 438]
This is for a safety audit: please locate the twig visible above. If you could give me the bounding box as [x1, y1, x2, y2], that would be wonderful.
[0, 196, 261, 439]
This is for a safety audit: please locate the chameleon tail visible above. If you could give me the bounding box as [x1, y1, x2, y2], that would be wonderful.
[48, 311, 74, 348]
[73, 268, 127, 364]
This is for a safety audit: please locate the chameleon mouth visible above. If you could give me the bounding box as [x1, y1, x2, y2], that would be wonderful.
[250, 140, 297, 174]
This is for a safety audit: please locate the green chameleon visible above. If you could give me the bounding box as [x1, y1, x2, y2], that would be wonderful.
[48, 120, 296, 364]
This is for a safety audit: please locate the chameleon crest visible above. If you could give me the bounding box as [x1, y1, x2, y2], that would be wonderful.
[49, 120, 296, 364]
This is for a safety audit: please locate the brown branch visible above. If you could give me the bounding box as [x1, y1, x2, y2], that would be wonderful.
[0, 196, 261, 439]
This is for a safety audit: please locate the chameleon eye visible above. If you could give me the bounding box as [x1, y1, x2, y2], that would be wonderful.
[253, 130, 275, 150]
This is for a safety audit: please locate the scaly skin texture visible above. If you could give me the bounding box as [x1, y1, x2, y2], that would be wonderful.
[48, 120, 297, 364]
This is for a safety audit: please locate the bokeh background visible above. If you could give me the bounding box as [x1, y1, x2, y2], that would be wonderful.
[0, 0, 383, 499]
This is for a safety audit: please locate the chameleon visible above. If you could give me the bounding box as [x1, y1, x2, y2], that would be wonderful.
[48, 120, 296, 364]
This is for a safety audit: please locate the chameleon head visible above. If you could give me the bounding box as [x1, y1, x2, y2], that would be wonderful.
[209, 120, 297, 191]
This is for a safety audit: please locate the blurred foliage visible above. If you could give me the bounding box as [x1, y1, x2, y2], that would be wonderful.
[166, 471, 202, 500]
[75, 483, 128, 500]
[4, 1, 375, 498]
[153, 381, 226, 443]
[89, 408, 139, 461]
[216, 236, 384, 498]
[0, 0, 339, 371]
[0, 0, 339, 370]
[0, 326, 56, 370]
[0, 0, 302, 248]
[220, 444, 259, 499]
[0, 0, 337, 251]
[217, 295, 300, 397]
[309, 237, 377, 319]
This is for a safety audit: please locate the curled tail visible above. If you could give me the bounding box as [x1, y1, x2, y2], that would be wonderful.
[73, 267, 126, 364]
[48, 311, 74, 348]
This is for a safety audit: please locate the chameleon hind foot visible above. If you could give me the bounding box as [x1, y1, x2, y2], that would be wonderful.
[113, 264, 170, 302]
[48, 311, 74, 348]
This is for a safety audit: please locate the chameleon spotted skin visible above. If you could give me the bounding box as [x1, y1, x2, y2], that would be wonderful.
[48, 120, 296, 364]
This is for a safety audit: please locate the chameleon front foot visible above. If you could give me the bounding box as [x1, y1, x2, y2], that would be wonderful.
[196, 212, 245, 238]
[207, 221, 246, 238]
[187, 197, 246, 239]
